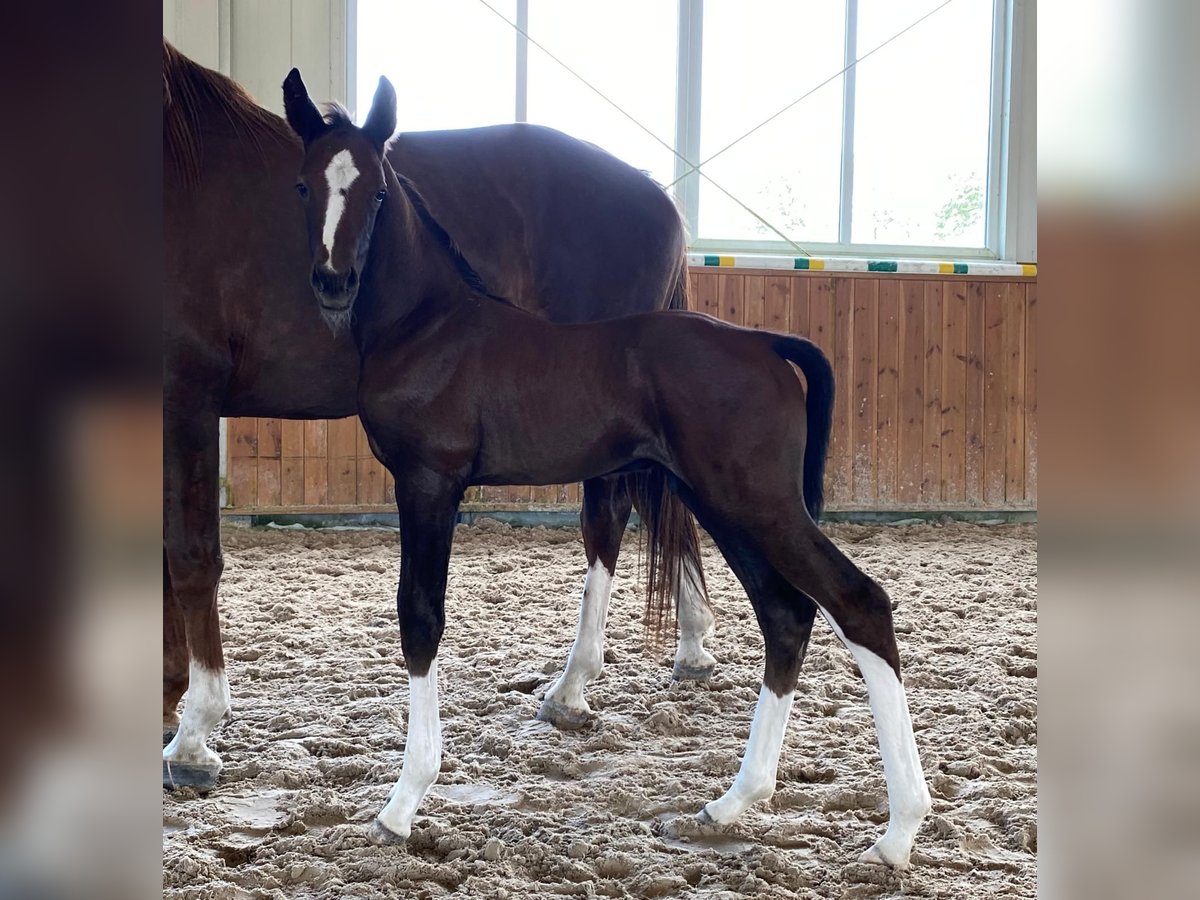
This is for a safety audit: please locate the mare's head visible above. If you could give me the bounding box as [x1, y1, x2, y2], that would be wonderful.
[282, 68, 396, 325]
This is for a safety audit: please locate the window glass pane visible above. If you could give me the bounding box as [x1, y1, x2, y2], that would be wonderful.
[851, 0, 994, 247]
[697, 0, 846, 244]
[356, 0, 516, 132]
[526, 1, 676, 186]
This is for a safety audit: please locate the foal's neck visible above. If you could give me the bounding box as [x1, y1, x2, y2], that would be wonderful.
[355, 162, 481, 353]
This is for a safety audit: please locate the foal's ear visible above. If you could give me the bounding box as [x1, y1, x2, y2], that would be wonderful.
[362, 76, 397, 152]
[282, 67, 326, 146]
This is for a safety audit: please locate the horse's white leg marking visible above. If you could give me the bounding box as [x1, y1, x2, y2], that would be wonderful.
[702, 684, 795, 823]
[818, 607, 931, 869]
[674, 558, 716, 675]
[162, 660, 230, 770]
[375, 660, 441, 841]
[321, 149, 359, 262]
[543, 560, 614, 714]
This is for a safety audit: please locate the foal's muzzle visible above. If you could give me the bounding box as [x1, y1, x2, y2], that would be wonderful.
[311, 265, 359, 310]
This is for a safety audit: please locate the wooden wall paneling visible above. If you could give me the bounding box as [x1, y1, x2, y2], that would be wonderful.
[1004, 284, 1027, 503]
[982, 283, 1008, 505]
[764, 276, 790, 332]
[826, 277, 851, 504]
[964, 283, 986, 503]
[227, 417, 258, 509]
[744, 275, 766, 328]
[719, 273, 745, 325]
[1024, 283, 1038, 504]
[851, 279, 878, 503]
[788, 276, 810, 338]
[897, 281, 925, 504]
[940, 284, 967, 503]
[697, 271, 719, 319]
[280, 420, 305, 506]
[256, 418, 282, 506]
[326, 416, 359, 505]
[876, 280, 900, 504]
[921, 282, 944, 504]
[687, 271, 700, 310]
[303, 420, 329, 506]
[356, 418, 386, 505]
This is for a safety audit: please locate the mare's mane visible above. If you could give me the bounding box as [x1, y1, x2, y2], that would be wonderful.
[163, 40, 298, 188]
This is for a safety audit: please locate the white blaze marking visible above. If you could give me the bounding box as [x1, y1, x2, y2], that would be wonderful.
[163, 661, 230, 770]
[818, 606, 931, 868]
[704, 684, 794, 823]
[674, 557, 716, 672]
[321, 149, 360, 262]
[543, 560, 614, 713]
[376, 660, 442, 840]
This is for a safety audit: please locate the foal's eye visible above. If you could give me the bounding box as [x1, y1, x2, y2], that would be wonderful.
[375, 189, 387, 202]
[295, 182, 309, 199]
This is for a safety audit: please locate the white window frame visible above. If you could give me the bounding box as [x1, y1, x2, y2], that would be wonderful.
[345, 0, 1035, 262]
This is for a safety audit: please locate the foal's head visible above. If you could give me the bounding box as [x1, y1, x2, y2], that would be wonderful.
[282, 68, 397, 323]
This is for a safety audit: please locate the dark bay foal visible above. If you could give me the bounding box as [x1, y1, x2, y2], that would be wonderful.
[283, 72, 931, 868]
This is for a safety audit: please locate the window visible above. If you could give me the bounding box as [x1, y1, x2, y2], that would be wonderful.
[354, 0, 1020, 258]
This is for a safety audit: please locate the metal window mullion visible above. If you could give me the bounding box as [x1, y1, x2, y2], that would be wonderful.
[515, 0, 529, 122]
[674, 0, 703, 238]
[985, 0, 1010, 257]
[838, 0, 858, 246]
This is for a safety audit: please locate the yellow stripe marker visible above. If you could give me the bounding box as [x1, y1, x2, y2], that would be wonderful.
[719, 255, 735, 267]
[1021, 264, 1037, 277]
[938, 262, 955, 274]
[808, 259, 825, 270]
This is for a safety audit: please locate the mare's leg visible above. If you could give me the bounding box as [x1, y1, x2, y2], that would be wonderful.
[368, 472, 461, 845]
[684, 524, 817, 823]
[162, 408, 230, 790]
[163, 549, 189, 744]
[763, 522, 931, 869]
[538, 476, 630, 729]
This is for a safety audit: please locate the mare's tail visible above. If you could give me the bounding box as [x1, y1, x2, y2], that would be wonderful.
[770, 335, 835, 521]
[632, 467, 708, 650]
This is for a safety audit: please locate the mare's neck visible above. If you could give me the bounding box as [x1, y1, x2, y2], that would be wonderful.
[353, 163, 477, 354]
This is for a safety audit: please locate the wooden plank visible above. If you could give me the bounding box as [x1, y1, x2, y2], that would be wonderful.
[921, 282, 944, 504]
[327, 455, 357, 506]
[687, 271, 700, 310]
[851, 279, 878, 504]
[281, 420, 305, 457]
[281, 458, 305, 507]
[764, 276, 790, 333]
[229, 418, 258, 457]
[876, 281, 900, 504]
[228, 456, 257, 509]
[982, 283, 1007, 505]
[1024, 282, 1038, 505]
[743, 275, 766, 328]
[327, 416, 360, 459]
[940, 284, 967, 503]
[1005, 283, 1027, 503]
[256, 457, 281, 507]
[718, 273, 745, 325]
[788, 277, 810, 339]
[303, 420, 329, 507]
[897, 281, 925, 504]
[358, 457, 386, 506]
[964, 283, 986, 504]
[825, 277, 851, 505]
[697, 271, 719, 319]
[257, 418, 282, 458]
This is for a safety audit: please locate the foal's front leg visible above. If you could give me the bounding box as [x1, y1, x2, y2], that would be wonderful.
[368, 476, 461, 846]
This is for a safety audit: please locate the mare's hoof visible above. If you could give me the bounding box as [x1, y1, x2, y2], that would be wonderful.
[367, 819, 408, 846]
[695, 806, 716, 826]
[162, 760, 220, 792]
[672, 661, 715, 682]
[859, 841, 910, 870]
[536, 698, 592, 731]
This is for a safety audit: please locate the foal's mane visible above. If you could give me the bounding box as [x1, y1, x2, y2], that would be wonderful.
[163, 39, 297, 188]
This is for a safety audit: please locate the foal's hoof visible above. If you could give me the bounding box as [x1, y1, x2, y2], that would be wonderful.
[859, 841, 910, 870]
[672, 661, 715, 682]
[695, 806, 716, 826]
[536, 698, 592, 731]
[162, 727, 178, 747]
[367, 819, 408, 846]
[162, 760, 220, 792]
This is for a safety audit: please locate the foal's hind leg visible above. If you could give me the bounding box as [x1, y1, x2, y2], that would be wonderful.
[767, 525, 931, 869]
[163, 549, 189, 744]
[686, 527, 817, 824]
[538, 476, 631, 729]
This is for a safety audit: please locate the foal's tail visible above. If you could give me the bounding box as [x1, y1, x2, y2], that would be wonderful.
[771, 335, 835, 521]
[632, 467, 708, 650]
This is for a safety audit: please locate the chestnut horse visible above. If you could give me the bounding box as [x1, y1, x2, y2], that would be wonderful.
[281, 71, 932, 869]
[163, 42, 715, 790]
